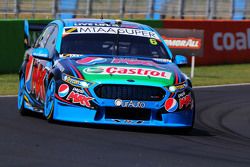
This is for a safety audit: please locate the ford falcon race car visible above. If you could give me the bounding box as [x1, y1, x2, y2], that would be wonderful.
[18, 19, 195, 130]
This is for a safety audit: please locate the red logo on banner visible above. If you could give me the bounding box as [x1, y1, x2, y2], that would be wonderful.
[163, 37, 201, 49]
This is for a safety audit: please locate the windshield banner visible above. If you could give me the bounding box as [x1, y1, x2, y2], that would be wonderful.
[63, 26, 160, 39]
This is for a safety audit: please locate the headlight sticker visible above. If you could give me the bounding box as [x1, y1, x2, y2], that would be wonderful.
[62, 73, 91, 88]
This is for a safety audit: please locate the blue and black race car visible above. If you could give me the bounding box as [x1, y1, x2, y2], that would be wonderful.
[18, 19, 195, 131]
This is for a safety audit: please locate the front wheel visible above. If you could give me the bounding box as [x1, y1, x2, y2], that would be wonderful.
[18, 74, 30, 115]
[44, 78, 56, 122]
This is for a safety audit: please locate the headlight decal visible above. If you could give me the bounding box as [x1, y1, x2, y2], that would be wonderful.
[62, 73, 92, 88]
[167, 81, 187, 93]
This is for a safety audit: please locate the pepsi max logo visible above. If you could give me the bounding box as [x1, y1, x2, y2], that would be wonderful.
[164, 98, 178, 112]
[58, 84, 69, 97]
[76, 57, 106, 65]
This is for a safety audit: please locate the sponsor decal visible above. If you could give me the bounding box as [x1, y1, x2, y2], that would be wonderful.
[164, 37, 201, 49]
[66, 91, 93, 107]
[114, 99, 145, 108]
[153, 58, 171, 63]
[58, 84, 69, 97]
[168, 82, 186, 92]
[84, 67, 104, 73]
[72, 87, 84, 94]
[213, 29, 250, 51]
[59, 54, 83, 58]
[177, 91, 186, 98]
[164, 98, 178, 112]
[149, 38, 158, 45]
[63, 26, 160, 39]
[112, 57, 161, 67]
[25, 57, 47, 101]
[74, 22, 120, 27]
[62, 74, 90, 88]
[112, 119, 143, 124]
[73, 22, 139, 29]
[76, 57, 107, 65]
[84, 66, 172, 79]
[175, 83, 186, 90]
[179, 94, 192, 109]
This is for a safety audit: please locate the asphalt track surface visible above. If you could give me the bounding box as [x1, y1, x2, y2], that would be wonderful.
[1, 85, 250, 167]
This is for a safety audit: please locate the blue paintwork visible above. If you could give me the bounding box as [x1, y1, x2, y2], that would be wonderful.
[32, 48, 50, 59]
[17, 75, 25, 110]
[52, 98, 193, 127]
[44, 79, 56, 118]
[174, 55, 188, 65]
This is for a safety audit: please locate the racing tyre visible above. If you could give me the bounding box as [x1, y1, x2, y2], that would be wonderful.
[44, 78, 56, 122]
[18, 74, 30, 115]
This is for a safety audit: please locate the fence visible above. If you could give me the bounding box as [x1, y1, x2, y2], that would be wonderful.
[0, 0, 249, 20]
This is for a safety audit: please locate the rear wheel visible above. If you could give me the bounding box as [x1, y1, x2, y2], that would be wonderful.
[18, 74, 30, 115]
[44, 78, 56, 122]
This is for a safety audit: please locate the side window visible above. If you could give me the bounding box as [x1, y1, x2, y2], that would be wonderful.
[34, 26, 54, 48]
[45, 26, 58, 58]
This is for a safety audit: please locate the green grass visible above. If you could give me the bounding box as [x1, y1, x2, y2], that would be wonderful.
[1, 63, 250, 95]
[0, 74, 19, 95]
[181, 64, 250, 86]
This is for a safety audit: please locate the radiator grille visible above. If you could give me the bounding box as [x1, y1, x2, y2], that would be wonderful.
[94, 84, 165, 101]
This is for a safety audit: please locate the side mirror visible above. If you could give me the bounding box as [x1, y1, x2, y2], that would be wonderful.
[174, 55, 188, 65]
[24, 20, 31, 49]
[32, 48, 51, 60]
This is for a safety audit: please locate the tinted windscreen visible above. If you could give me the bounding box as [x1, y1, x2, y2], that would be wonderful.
[61, 34, 170, 59]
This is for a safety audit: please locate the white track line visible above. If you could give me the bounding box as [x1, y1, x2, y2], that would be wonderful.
[1, 83, 250, 97]
[0, 95, 17, 97]
[194, 83, 250, 89]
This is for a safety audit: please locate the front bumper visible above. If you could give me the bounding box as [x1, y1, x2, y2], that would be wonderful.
[53, 98, 194, 127]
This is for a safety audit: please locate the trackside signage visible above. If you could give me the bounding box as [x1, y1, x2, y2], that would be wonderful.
[164, 37, 201, 49]
[163, 20, 250, 65]
[213, 28, 250, 51]
[157, 28, 204, 57]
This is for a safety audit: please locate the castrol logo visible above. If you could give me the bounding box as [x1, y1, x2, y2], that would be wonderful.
[84, 66, 172, 79]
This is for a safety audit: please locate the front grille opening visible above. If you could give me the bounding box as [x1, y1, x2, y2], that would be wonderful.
[95, 84, 165, 101]
[105, 107, 151, 120]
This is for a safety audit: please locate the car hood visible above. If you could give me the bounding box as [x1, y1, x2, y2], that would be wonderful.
[63, 55, 186, 87]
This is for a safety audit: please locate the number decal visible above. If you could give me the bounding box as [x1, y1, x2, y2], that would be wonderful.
[149, 39, 158, 45]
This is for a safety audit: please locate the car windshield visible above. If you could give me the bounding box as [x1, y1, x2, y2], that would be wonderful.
[61, 33, 171, 59]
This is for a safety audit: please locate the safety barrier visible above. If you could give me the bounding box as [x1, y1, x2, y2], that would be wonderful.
[0, 19, 250, 73]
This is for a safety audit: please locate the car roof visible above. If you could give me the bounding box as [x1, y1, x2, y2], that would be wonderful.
[59, 18, 153, 31]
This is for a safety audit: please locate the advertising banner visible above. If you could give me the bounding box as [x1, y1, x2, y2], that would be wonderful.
[157, 28, 204, 57]
[163, 20, 250, 65]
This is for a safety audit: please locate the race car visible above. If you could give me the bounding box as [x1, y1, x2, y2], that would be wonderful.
[18, 19, 195, 130]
